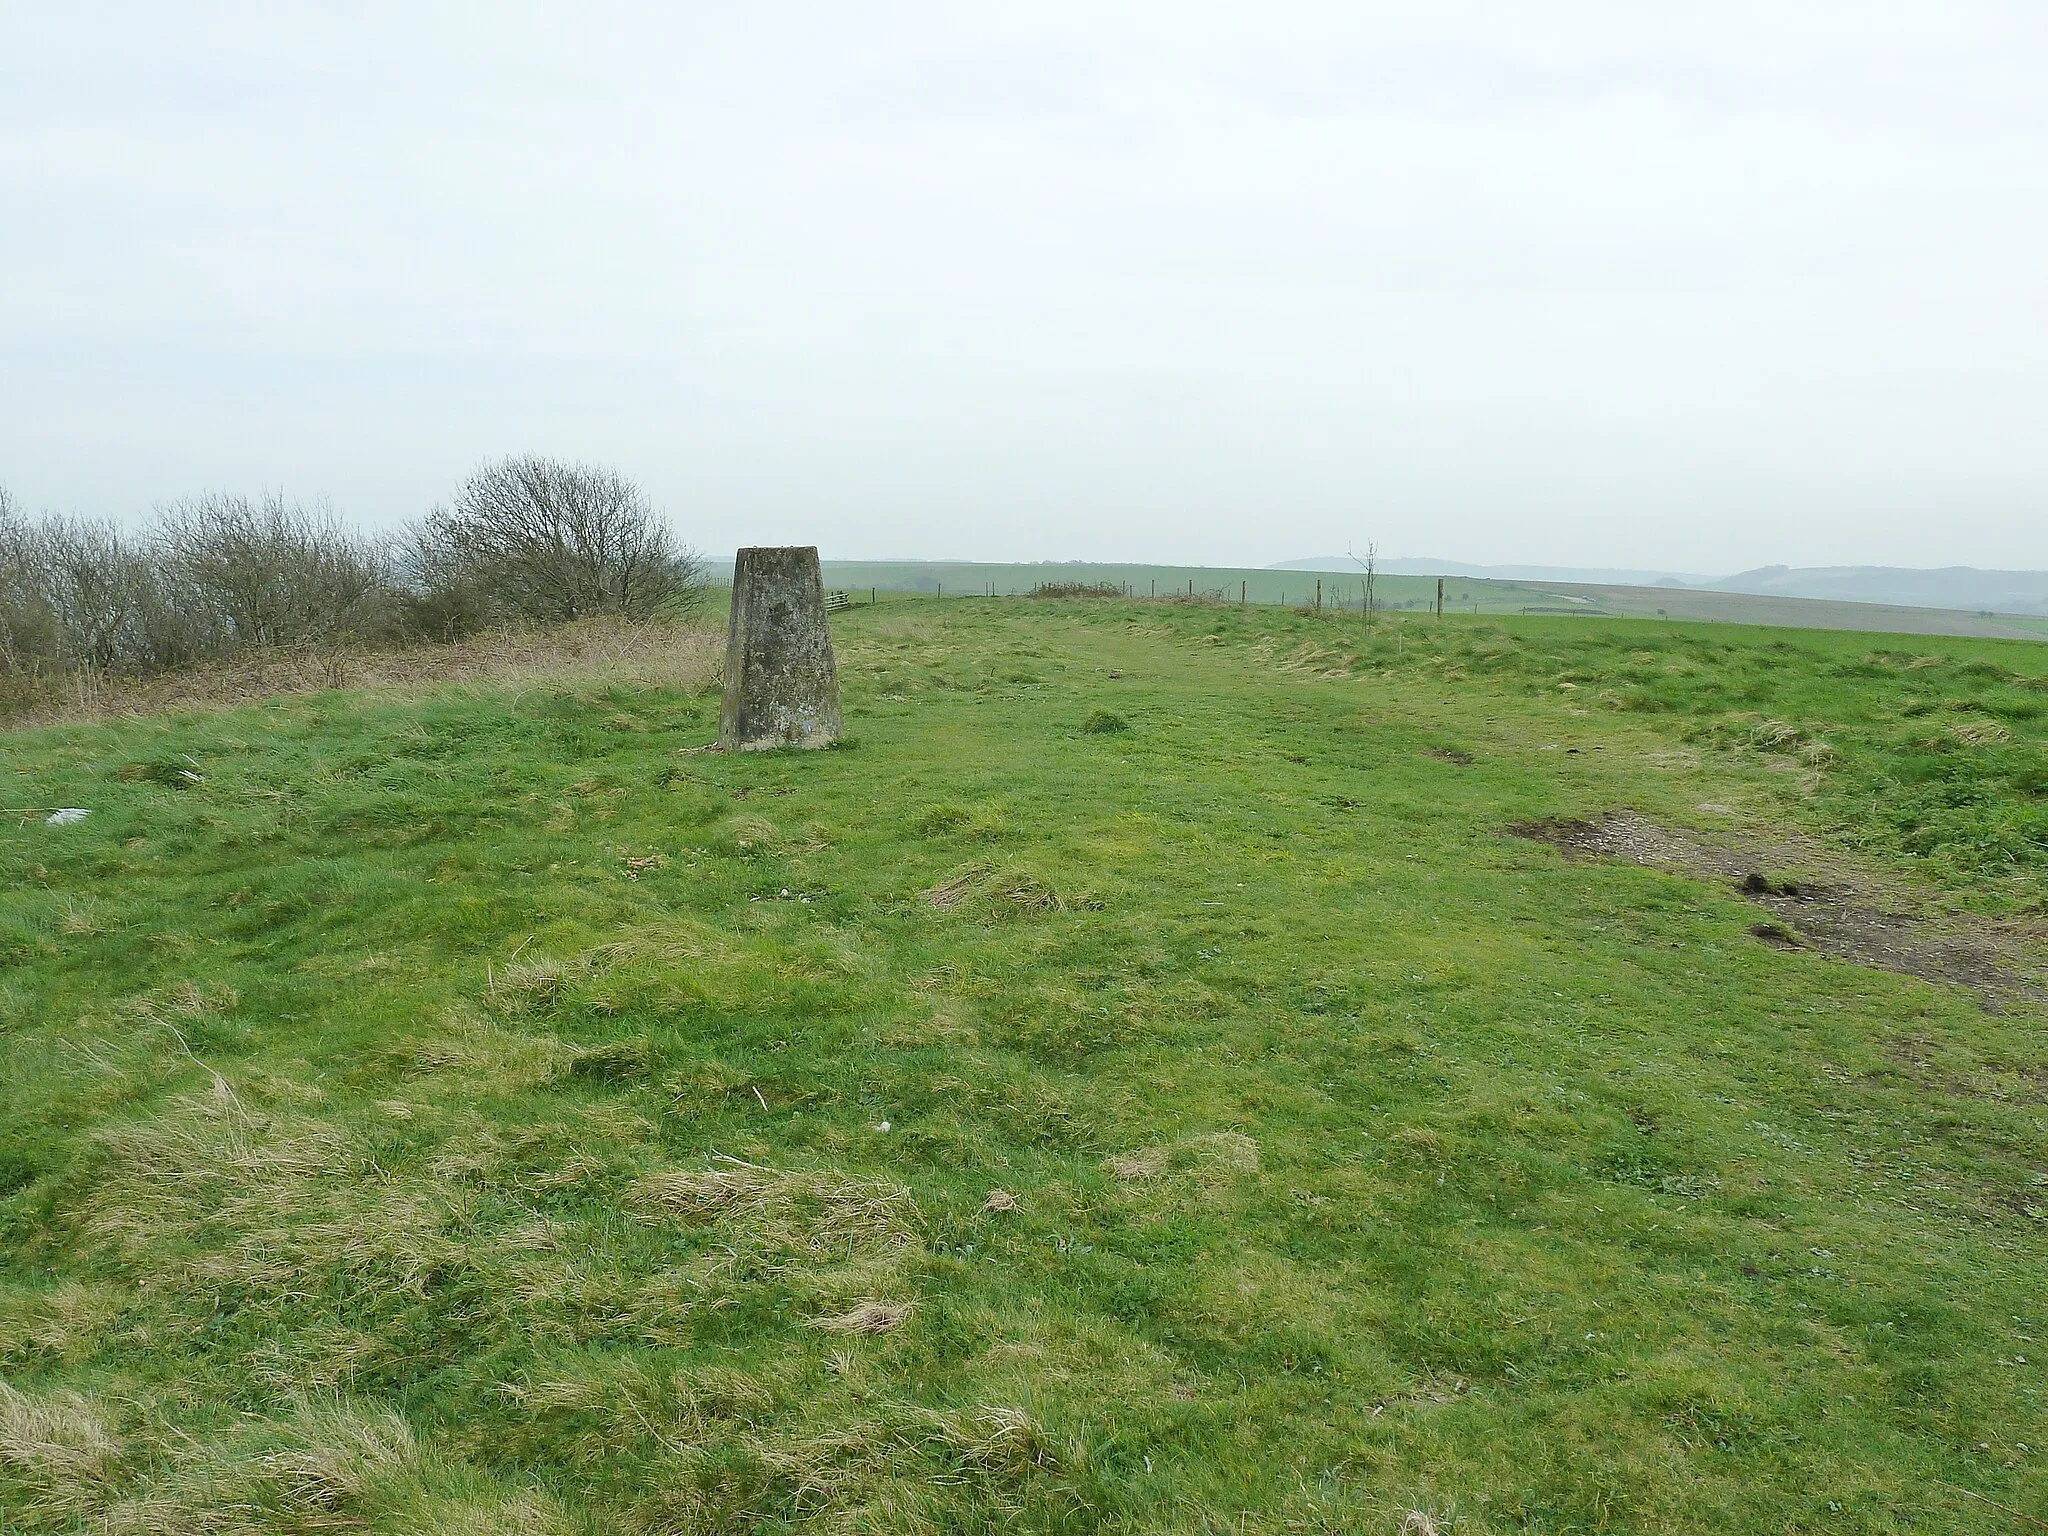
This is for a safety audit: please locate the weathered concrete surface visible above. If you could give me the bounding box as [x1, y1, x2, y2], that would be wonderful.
[720, 546, 844, 751]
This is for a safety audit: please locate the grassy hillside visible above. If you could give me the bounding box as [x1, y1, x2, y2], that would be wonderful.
[743, 560, 2048, 641]
[1515, 581, 2048, 643]
[3, 598, 2047, 1533]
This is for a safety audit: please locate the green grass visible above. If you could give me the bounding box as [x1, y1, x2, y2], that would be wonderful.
[3, 599, 2046, 1533]
[812, 561, 2048, 641]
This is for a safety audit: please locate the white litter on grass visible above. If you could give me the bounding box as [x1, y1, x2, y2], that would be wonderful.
[874, 1121, 891, 1133]
[45, 809, 90, 826]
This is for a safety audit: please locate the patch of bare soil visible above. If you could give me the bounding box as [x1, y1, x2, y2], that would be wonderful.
[1507, 812, 2048, 1009]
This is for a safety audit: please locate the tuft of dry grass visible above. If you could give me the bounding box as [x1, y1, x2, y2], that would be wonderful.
[922, 862, 1066, 913]
[635, 1158, 922, 1259]
[398, 1008, 580, 1094]
[670, 1365, 776, 1425]
[0, 1281, 128, 1364]
[83, 1077, 471, 1300]
[410, 1488, 581, 1536]
[63, 1395, 421, 1536]
[714, 813, 785, 856]
[246, 1397, 418, 1518]
[947, 1404, 1061, 1476]
[1950, 716, 2013, 747]
[811, 1298, 915, 1335]
[484, 955, 576, 1016]
[0, 1380, 122, 1480]
[1105, 1130, 1260, 1183]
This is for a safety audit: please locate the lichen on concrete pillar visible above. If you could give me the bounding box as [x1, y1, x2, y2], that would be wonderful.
[719, 546, 844, 751]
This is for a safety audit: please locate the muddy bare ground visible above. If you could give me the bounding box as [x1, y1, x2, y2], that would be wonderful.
[1508, 812, 2048, 1010]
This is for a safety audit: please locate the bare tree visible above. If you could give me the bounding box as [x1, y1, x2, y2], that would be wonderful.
[34, 517, 155, 672]
[1349, 541, 1377, 622]
[154, 491, 390, 649]
[0, 485, 48, 675]
[0, 498, 174, 676]
[405, 456, 703, 629]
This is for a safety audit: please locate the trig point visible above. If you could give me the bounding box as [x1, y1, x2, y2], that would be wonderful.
[720, 546, 844, 751]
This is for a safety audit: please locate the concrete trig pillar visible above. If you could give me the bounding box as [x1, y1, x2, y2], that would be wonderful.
[720, 546, 843, 751]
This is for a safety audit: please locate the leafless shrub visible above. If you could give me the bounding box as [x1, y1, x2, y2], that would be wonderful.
[1029, 581, 1124, 598]
[154, 491, 391, 649]
[1, 462, 708, 717]
[1, 488, 387, 693]
[0, 506, 176, 676]
[404, 456, 703, 632]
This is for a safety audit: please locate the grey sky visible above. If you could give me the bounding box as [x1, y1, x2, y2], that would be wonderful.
[3, 2, 2044, 571]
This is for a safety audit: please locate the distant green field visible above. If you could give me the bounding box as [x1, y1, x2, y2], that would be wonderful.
[805, 560, 1530, 615]
[782, 560, 2048, 641]
[4, 599, 2047, 1532]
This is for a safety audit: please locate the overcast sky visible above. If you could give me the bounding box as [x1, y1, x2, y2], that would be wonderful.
[3, 3, 2045, 573]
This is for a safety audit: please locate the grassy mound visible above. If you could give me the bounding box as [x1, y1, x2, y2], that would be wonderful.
[3, 600, 2045, 1532]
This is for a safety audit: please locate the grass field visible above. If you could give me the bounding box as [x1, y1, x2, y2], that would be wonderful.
[4, 597, 2047, 1533]
[787, 561, 2048, 642]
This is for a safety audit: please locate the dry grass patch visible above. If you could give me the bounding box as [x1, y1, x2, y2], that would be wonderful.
[0, 1281, 129, 1364]
[6, 617, 721, 729]
[2, 1385, 421, 1536]
[399, 1008, 580, 1093]
[1105, 1130, 1261, 1184]
[670, 1365, 777, 1426]
[635, 1158, 923, 1260]
[811, 1298, 916, 1335]
[923, 862, 1067, 914]
[410, 1488, 581, 1536]
[484, 954, 579, 1016]
[93, 1396, 418, 1536]
[84, 1076, 470, 1299]
[713, 813, 785, 856]
[0, 1380, 123, 1482]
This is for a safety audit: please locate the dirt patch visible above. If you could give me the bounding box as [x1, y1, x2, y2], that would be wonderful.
[1507, 812, 2047, 1008]
[1426, 747, 1474, 767]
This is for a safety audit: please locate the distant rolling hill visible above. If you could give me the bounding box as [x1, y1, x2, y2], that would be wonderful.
[1278, 556, 2048, 616]
[1272, 556, 1704, 587]
[1710, 565, 2048, 615]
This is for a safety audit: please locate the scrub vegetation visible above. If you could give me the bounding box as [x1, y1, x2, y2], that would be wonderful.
[0, 460, 704, 717]
[2, 596, 2045, 1533]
